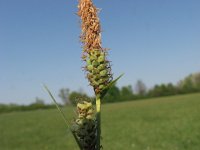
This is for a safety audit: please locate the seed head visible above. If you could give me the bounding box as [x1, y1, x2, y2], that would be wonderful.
[72, 100, 96, 150]
[78, 0, 113, 95]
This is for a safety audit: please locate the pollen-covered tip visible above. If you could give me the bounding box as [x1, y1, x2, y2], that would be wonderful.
[78, 0, 102, 51]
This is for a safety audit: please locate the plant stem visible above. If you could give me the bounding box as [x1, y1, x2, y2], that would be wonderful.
[96, 94, 101, 150]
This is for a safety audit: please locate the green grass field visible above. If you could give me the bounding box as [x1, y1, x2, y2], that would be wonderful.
[0, 93, 200, 150]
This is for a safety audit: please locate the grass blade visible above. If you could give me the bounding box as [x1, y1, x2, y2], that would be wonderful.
[43, 85, 83, 150]
[101, 73, 124, 99]
[43, 85, 70, 127]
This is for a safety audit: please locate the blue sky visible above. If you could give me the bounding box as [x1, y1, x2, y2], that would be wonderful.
[0, 0, 200, 104]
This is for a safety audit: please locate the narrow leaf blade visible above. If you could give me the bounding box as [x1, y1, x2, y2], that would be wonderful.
[101, 73, 124, 99]
[43, 85, 83, 149]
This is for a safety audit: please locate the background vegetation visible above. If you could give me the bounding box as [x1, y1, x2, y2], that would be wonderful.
[0, 93, 200, 150]
[59, 72, 200, 104]
[1, 72, 200, 114]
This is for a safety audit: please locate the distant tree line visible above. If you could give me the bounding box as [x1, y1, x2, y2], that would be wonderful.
[0, 98, 56, 114]
[1, 72, 200, 113]
[59, 72, 200, 105]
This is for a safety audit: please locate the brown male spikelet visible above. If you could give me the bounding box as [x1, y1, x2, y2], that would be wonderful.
[78, 0, 113, 95]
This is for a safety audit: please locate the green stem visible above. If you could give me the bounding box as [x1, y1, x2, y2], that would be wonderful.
[96, 94, 101, 150]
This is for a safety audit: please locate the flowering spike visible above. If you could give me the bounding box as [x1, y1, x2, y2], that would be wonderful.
[78, 0, 113, 95]
[72, 100, 96, 150]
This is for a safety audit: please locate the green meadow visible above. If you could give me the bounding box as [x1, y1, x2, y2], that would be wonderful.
[0, 93, 200, 150]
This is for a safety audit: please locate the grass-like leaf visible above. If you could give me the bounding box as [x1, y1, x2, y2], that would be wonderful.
[43, 85, 70, 126]
[43, 85, 83, 150]
[100, 73, 124, 99]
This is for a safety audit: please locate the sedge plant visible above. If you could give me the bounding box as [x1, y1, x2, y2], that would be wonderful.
[45, 0, 122, 149]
